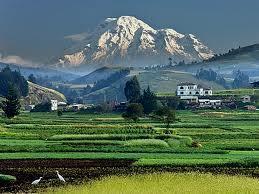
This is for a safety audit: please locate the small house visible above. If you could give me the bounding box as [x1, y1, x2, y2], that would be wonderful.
[241, 95, 251, 103]
[243, 105, 256, 111]
[51, 100, 58, 111]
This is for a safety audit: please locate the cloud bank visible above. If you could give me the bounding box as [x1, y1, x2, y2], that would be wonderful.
[0, 53, 37, 66]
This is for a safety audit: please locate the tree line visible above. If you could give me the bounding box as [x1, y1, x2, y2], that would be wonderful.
[0, 66, 28, 118]
[123, 76, 176, 128]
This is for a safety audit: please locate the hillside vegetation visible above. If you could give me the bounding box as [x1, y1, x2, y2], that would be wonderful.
[173, 44, 259, 77]
[21, 82, 66, 107]
[81, 68, 224, 104]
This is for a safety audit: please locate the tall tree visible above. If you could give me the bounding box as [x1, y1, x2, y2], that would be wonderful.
[28, 74, 37, 84]
[232, 70, 250, 88]
[1, 85, 21, 118]
[124, 76, 141, 103]
[122, 103, 143, 123]
[0, 66, 28, 97]
[154, 107, 176, 129]
[140, 86, 157, 114]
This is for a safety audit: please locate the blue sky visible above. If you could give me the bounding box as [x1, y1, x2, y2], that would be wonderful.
[0, 0, 259, 63]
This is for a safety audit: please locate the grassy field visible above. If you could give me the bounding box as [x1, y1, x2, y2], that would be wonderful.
[45, 172, 259, 194]
[0, 110, 258, 167]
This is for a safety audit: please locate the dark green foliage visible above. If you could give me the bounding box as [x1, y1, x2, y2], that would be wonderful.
[204, 44, 259, 62]
[196, 68, 227, 87]
[1, 85, 21, 118]
[232, 70, 250, 88]
[140, 86, 157, 114]
[122, 103, 143, 122]
[0, 174, 16, 183]
[79, 103, 113, 114]
[154, 107, 176, 128]
[0, 66, 28, 97]
[31, 102, 51, 112]
[28, 74, 37, 83]
[124, 76, 141, 103]
[91, 69, 130, 93]
[166, 97, 180, 109]
[57, 110, 63, 117]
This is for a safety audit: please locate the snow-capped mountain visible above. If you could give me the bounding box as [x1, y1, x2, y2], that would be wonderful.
[57, 16, 214, 69]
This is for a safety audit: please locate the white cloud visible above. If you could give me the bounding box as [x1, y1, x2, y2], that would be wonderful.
[64, 32, 88, 42]
[0, 53, 37, 66]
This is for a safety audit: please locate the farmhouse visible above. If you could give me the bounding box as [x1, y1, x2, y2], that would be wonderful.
[199, 99, 222, 108]
[176, 82, 212, 97]
[51, 100, 58, 111]
[241, 95, 251, 103]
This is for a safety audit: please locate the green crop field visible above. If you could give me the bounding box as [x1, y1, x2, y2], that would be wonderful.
[0, 110, 258, 167]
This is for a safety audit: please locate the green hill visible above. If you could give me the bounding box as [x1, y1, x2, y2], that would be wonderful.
[173, 44, 259, 78]
[82, 70, 224, 104]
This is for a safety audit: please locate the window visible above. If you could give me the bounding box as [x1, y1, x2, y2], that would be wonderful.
[180, 86, 184, 89]
[196, 92, 199, 95]
[180, 92, 184, 95]
[205, 91, 208, 94]
[189, 92, 192, 95]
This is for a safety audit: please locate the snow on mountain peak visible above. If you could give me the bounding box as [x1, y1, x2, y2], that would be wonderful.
[58, 16, 214, 69]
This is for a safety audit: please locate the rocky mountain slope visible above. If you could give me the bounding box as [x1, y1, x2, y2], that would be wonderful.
[21, 82, 66, 107]
[56, 16, 214, 70]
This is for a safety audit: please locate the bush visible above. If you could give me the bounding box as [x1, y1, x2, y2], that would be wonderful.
[0, 174, 16, 183]
[124, 139, 169, 148]
[31, 102, 51, 112]
[122, 103, 143, 122]
[57, 110, 63, 116]
[191, 141, 203, 148]
[166, 139, 181, 148]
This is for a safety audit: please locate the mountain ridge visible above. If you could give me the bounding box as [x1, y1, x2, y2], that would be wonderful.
[56, 16, 214, 70]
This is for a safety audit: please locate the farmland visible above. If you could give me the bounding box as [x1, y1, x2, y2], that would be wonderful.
[0, 111, 258, 163]
[46, 172, 259, 194]
[0, 110, 259, 192]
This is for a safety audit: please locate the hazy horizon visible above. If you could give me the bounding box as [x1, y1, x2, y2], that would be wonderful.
[1, 0, 259, 65]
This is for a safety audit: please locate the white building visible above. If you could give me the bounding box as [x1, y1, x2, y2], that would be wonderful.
[241, 95, 251, 103]
[51, 100, 58, 111]
[199, 99, 222, 108]
[176, 82, 213, 97]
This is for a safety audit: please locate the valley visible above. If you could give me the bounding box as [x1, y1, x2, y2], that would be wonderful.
[1, 3, 259, 193]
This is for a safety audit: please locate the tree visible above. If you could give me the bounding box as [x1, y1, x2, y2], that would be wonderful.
[166, 97, 180, 109]
[0, 66, 28, 97]
[28, 74, 37, 83]
[57, 110, 63, 116]
[232, 70, 250, 88]
[140, 86, 157, 114]
[168, 57, 173, 66]
[124, 76, 141, 103]
[31, 102, 51, 112]
[122, 103, 143, 122]
[1, 85, 21, 118]
[154, 107, 176, 129]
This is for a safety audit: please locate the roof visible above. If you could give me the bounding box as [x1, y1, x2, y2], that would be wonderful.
[177, 82, 196, 86]
[197, 84, 211, 90]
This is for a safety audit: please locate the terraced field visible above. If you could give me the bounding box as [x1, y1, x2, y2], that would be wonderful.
[0, 111, 258, 165]
[0, 110, 259, 192]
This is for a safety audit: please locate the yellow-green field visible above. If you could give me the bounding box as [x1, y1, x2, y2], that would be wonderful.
[46, 172, 259, 194]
